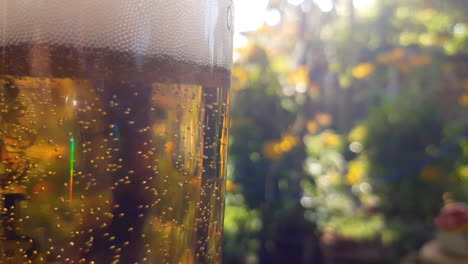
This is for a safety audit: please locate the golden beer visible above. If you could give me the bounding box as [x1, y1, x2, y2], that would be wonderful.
[0, 1, 233, 263]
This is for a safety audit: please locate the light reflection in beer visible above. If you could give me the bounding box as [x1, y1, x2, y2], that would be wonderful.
[69, 136, 75, 207]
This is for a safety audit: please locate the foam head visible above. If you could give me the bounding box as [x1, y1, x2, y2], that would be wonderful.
[0, 0, 233, 69]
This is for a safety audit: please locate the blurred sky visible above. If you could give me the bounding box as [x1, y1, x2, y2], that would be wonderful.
[234, 0, 377, 48]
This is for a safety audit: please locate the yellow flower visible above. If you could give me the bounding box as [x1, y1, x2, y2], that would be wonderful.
[419, 166, 442, 182]
[459, 94, 468, 107]
[322, 132, 341, 147]
[288, 66, 309, 85]
[263, 141, 282, 161]
[347, 161, 367, 185]
[377, 48, 406, 64]
[263, 134, 299, 161]
[280, 134, 299, 152]
[307, 121, 319, 134]
[352, 62, 375, 79]
[279, 140, 293, 152]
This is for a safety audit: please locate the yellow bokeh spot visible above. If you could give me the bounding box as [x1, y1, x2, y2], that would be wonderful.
[288, 66, 309, 85]
[281, 135, 299, 151]
[347, 161, 367, 185]
[273, 143, 283, 153]
[377, 48, 405, 64]
[348, 124, 368, 143]
[308, 82, 320, 98]
[165, 141, 176, 155]
[232, 65, 249, 91]
[307, 121, 319, 134]
[263, 134, 299, 161]
[322, 132, 341, 147]
[458, 166, 468, 181]
[280, 140, 293, 152]
[226, 180, 240, 192]
[232, 65, 249, 82]
[352, 62, 375, 79]
[263, 141, 282, 161]
[226, 180, 234, 192]
[315, 112, 333, 127]
[443, 192, 455, 205]
[419, 166, 442, 182]
[459, 94, 468, 107]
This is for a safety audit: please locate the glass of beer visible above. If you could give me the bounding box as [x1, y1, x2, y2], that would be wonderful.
[0, 0, 233, 263]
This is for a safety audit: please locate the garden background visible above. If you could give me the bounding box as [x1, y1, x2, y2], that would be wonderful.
[224, 0, 468, 263]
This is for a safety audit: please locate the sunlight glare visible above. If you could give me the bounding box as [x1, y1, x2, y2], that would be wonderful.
[353, 0, 376, 10]
[265, 9, 282, 27]
[234, 0, 269, 33]
[313, 0, 333, 13]
[454, 23, 466, 35]
[288, 0, 305, 6]
[233, 33, 249, 49]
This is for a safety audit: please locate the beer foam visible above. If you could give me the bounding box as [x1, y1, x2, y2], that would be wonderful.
[0, 0, 233, 69]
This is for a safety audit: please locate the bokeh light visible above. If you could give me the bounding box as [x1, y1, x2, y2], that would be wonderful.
[313, 0, 334, 12]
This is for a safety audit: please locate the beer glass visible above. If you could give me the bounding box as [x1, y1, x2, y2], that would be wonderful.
[0, 0, 233, 263]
